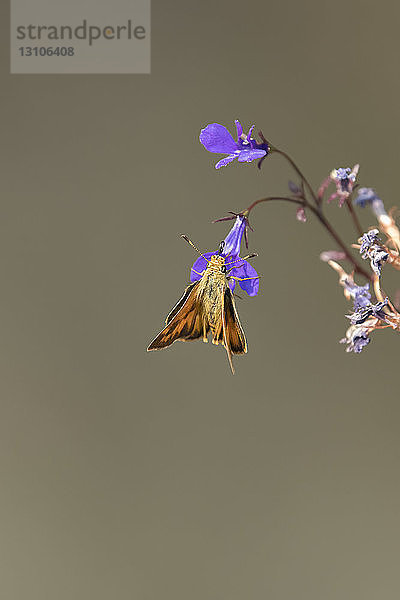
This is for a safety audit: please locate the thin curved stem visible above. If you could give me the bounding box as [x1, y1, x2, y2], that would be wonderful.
[310, 207, 371, 280]
[344, 196, 363, 237]
[270, 147, 319, 206]
[242, 195, 372, 281]
[244, 195, 305, 214]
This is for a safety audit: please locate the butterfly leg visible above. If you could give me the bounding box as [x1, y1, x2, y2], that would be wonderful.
[229, 275, 260, 282]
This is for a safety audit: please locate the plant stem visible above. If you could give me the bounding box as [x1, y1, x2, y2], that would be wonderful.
[270, 146, 319, 206]
[310, 207, 371, 280]
[242, 196, 372, 281]
[344, 196, 363, 237]
[245, 195, 304, 214]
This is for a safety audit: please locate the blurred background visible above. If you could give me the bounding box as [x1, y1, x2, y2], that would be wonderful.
[1, 0, 400, 598]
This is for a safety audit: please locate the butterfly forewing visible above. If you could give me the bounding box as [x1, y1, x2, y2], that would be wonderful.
[147, 281, 209, 350]
[165, 281, 199, 325]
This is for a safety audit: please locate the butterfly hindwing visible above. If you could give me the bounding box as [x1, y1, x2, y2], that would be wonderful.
[222, 287, 247, 354]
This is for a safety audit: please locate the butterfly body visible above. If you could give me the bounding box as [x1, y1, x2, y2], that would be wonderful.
[147, 253, 248, 373]
[196, 255, 227, 341]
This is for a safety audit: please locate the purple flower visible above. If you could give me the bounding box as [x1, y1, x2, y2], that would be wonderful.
[190, 215, 259, 296]
[340, 325, 371, 353]
[344, 279, 371, 311]
[359, 229, 389, 276]
[359, 229, 380, 254]
[354, 187, 388, 220]
[199, 120, 269, 169]
[328, 164, 359, 206]
[354, 187, 380, 208]
[347, 298, 389, 325]
[332, 167, 356, 192]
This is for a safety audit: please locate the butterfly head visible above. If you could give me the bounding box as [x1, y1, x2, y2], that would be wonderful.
[207, 253, 227, 274]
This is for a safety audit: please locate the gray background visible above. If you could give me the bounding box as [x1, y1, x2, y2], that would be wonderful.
[1, 0, 400, 598]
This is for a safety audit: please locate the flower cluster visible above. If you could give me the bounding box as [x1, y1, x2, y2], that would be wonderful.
[355, 188, 400, 253]
[318, 165, 359, 206]
[343, 278, 371, 311]
[347, 298, 389, 325]
[326, 258, 399, 354]
[196, 119, 400, 359]
[340, 325, 371, 354]
[150, 118, 400, 372]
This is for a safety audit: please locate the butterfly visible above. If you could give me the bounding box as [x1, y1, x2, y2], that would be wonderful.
[147, 236, 258, 374]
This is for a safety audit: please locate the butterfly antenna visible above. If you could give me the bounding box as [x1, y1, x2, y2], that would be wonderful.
[225, 253, 258, 267]
[181, 235, 211, 263]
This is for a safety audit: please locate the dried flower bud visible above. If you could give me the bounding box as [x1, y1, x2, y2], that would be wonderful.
[296, 206, 307, 222]
[340, 325, 371, 353]
[288, 180, 302, 195]
[320, 250, 347, 262]
[359, 229, 389, 276]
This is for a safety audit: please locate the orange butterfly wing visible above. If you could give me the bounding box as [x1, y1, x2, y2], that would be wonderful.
[222, 287, 247, 354]
[147, 281, 209, 350]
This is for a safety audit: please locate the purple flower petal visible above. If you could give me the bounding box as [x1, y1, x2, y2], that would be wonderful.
[190, 252, 215, 282]
[199, 123, 237, 154]
[246, 125, 255, 141]
[223, 216, 246, 257]
[235, 120, 243, 138]
[215, 154, 238, 169]
[237, 149, 266, 163]
[238, 261, 259, 296]
[228, 259, 259, 296]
